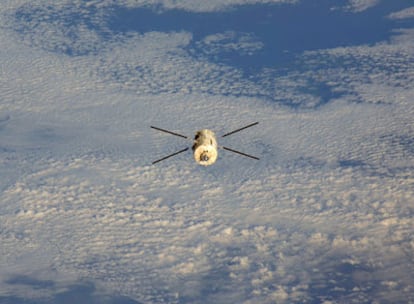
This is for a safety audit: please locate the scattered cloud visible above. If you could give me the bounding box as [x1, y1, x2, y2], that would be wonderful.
[196, 31, 264, 56]
[109, 0, 298, 12]
[1, 0, 414, 303]
[388, 6, 414, 20]
[338, 0, 380, 13]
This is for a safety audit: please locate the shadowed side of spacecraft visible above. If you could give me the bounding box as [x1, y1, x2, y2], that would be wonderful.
[151, 122, 259, 166]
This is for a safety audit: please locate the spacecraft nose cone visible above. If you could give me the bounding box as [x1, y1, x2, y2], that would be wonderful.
[201, 154, 209, 162]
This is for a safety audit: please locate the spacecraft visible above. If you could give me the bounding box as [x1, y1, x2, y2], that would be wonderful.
[151, 122, 259, 166]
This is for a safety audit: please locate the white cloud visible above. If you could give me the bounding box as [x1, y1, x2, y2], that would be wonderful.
[1, 0, 414, 303]
[197, 31, 264, 56]
[388, 6, 414, 20]
[110, 0, 298, 12]
[340, 0, 380, 12]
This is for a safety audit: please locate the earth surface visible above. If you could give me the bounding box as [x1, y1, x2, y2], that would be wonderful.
[1, 0, 414, 303]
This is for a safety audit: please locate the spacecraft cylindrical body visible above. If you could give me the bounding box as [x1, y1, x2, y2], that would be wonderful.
[192, 129, 218, 166]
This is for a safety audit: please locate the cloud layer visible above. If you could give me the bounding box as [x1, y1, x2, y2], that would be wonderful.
[1, 0, 413, 303]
